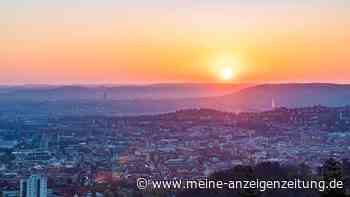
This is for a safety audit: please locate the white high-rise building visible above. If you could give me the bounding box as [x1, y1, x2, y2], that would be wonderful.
[20, 174, 47, 197]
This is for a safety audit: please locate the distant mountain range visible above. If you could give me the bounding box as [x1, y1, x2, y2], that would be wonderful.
[1, 83, 350, 115]
[0, 83, 249, 100]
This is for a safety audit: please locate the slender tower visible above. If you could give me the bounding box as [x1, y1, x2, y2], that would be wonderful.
[272, 98, 276, 109]
[103, 91, 108, 100]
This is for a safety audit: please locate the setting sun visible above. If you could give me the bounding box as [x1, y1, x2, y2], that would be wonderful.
[220, 67, 235, 80]
[210, 54, 241, 81]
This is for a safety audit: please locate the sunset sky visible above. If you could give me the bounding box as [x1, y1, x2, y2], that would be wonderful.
[2, 0, 350, 84]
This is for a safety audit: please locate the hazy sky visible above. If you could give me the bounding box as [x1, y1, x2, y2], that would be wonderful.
[1, 0, 349, 84]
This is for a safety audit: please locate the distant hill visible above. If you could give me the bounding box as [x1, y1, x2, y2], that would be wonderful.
[1, 83, 350, 116]
[0, 83, 249, 101]
[215, 83, 350, 111]
[111, 83, 350, 113]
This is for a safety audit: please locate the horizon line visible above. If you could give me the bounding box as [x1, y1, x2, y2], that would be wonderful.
[1, 81, 350, 87]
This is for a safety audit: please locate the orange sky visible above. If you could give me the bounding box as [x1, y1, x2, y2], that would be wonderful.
[1, 1, 350, 84]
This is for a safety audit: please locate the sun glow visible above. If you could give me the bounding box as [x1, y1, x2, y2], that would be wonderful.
[211, 54, 241, 81]
[220, 67, 234, 80]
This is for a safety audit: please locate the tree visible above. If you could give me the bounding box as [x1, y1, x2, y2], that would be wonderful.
[103, 190, 114, 197]
[322, 158, 346, 197]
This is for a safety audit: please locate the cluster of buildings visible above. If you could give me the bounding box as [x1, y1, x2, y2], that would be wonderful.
[0, 106, 350, 196]
[1, 174, 47, 197]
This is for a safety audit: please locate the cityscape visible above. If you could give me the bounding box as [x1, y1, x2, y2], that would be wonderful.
[2, 0, 350, 197]
[1, 100, 350, 196]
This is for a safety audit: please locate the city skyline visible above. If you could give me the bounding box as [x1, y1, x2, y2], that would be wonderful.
[2, 0, 350, 84]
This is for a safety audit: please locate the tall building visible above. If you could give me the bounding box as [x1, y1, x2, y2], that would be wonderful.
[111, 145, 119, 172]
[103, 91, 108, 100]
[56, 133, 60, 151]
[20, 174, 48, 197]
[110, 145, 123, 179]
[40, 133, 49, 150]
